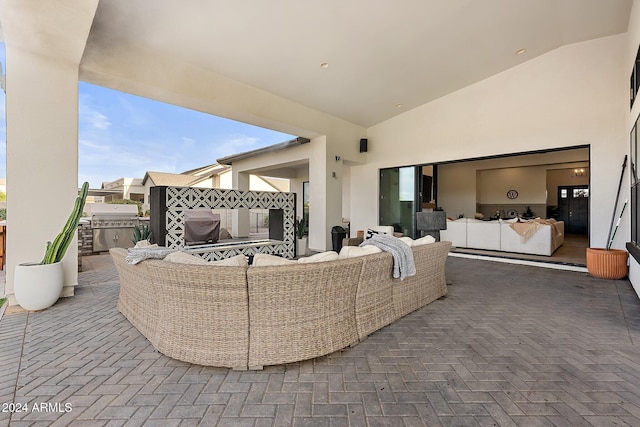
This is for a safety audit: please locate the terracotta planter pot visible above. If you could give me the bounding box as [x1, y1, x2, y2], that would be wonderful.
[586, 248, 628, 280]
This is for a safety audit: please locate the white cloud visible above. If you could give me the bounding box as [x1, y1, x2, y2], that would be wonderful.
[88, 111, 111, 130]
[212, 135, 259, 157]
[79, 95, 111, 130]
[181, 137, 196, 145]
[79, 138, 110, 152]
[117, 96, 153, 127]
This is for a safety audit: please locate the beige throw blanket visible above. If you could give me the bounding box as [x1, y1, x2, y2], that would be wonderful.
[509, 218, 561, 244]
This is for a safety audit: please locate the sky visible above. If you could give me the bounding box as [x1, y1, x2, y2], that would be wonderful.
[0, 43, 294, 189]
[77, 83, 293, 188]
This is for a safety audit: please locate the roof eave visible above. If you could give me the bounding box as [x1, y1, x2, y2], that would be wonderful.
[217, 137, 310, 165]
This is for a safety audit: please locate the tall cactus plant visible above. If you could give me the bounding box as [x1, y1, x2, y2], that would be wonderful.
[41, 182, 89, 264]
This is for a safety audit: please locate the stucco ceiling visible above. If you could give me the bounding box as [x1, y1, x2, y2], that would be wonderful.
[80, 0, 632, 128]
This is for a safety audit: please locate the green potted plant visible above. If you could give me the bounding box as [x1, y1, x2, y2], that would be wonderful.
[14, 182, 89, 310]
[132, 223, 152, 245]
[295, 216, 307, 257]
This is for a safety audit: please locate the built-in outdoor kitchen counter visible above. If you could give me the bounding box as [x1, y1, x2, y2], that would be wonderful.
[87, 204, 140, 253]
[150, 186, 297, 261]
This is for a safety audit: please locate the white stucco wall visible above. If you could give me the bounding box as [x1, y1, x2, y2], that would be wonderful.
[478, 167, 548, 205]
[352, 34, 627, 249]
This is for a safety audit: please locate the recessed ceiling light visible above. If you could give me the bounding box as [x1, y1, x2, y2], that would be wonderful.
[515, 48, 526, 55]
[395, 104, 403, 108]
[320, 62, 329, 69]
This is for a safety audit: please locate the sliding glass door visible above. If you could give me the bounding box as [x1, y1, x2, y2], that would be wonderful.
[379, 166, 418, 237]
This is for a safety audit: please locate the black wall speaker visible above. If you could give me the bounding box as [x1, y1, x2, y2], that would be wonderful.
[359, 138, 368, 153]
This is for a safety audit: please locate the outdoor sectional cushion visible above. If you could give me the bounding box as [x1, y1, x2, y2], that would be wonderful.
[398, 237, 415, 246]
[252, 254, 297, 266]
[411, 235, 437, 246]
[165, 251, 248, 266]
[338, 245, 383, 258]
[165, 251, 209, 265]
[254, 252, 340, 266]
[297, 251, 340, 263]
[398, 235, 436, 246]
[210, 254, 248, 267]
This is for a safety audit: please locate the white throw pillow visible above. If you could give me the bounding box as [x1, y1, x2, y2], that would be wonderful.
[365, 226, 395, 240]
[297, 251, 339, 263]
[209, 254, 247, 267]
[252, 254, 297, 266]
[338, 245, 382, 259]
[412, 235, 436, 246]
[164, 251, 208, 265]
[365, 228, 382, 240]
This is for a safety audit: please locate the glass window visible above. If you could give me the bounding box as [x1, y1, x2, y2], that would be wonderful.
[380, 166, 416, 237]
[399, 167, 414, 201]
[573, 189, 588, 198]
[560, 189, 567, 198]
[302, 181, 309, 232]
[629, 120, 640, 246]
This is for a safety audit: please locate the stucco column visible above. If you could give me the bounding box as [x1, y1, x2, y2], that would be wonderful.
[0, 0, 98, 305]
[232, 170, 250, 237]
[308, 136, 343, 251]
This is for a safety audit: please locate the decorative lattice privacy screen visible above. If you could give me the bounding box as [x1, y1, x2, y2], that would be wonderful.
[150, 186, 296, 260]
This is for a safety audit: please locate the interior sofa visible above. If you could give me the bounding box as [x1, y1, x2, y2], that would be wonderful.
[441, 218, 564, 256]
[110, 240, 451, 370]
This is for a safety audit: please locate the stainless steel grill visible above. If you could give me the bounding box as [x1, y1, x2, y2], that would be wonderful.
[90, 205, 140, 252]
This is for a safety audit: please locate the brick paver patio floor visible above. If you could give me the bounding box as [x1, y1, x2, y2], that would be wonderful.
[2, 254, 640, 426]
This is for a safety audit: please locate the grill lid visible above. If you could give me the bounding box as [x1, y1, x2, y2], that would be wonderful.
[89, 204, 140, 227]
[88, 203, 139, 217]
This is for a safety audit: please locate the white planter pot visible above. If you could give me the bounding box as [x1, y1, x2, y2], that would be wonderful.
[14, 261, 64, 311]
[297, 237, 308, 257]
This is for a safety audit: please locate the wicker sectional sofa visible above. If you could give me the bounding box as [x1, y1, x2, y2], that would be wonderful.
[110, 241, 451, 370]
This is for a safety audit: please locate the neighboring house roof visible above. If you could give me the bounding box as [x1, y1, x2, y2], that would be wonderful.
[217, 137, 310, 165]
[181, 163, 231, 177]
[142, 171, 207, 187]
